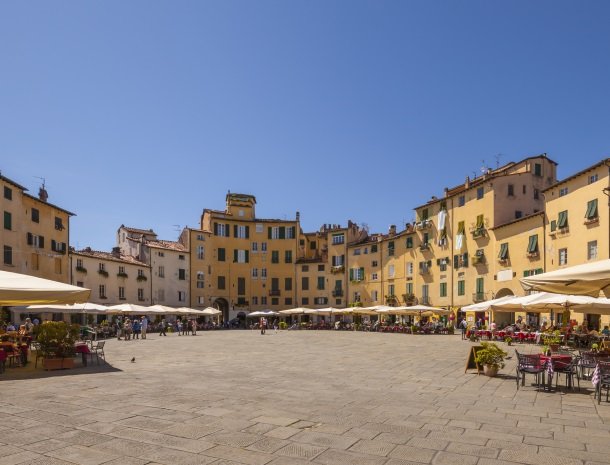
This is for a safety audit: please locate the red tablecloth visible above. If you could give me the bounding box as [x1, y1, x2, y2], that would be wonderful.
[75, 344, 90, 354]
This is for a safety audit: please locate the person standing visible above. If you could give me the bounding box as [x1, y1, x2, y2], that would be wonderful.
[141, 316, 148, 339]
[176, 318, 183, 336]
[116, 317, 123, 340]
[159, 319, 167, 336]
[182, 317, 188, 335]
[191, 318, 197, 336]
[132, 318, 141, 339]
[460, 318, 468, 340]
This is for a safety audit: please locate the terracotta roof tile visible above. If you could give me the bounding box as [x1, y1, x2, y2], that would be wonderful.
[72, 248, 149, 266]
[145, 240, 188, 252]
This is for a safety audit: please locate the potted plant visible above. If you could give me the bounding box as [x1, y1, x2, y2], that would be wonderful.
[542, 330, 562, 352]
[36, 321, 80, 370]
[591, 343, 599, 353]
[504, 336, 513, 346]
[475, 342, 507, 377]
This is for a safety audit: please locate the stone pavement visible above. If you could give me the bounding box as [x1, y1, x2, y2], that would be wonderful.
[1, 331, 609, 465]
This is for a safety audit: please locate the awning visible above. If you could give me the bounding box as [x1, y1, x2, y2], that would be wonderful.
[0, 270, 90, 305]
[520, 259, 610, 297]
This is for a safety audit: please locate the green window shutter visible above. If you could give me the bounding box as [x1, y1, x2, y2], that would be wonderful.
[224, 224, 229, 237]
[536, 268, 544, 274]
[476, 277, 484, 293]
[26, 232, 33, 245]
[213, 222, 218, 235]
[349, 268, 354, 281]
[51, 239, 57, 251]
[523, 270, 530, 277]
[462, 252, 468, 267]
[268, 227, 272, 239]
[39, 236, 44, 249]
[233, 249, 238, 263]
[360, 267, 364, 280]
[499, 243, 508, 260]
[218, 248, 225, 261]
[4, 211, 11, 230]
[586, 199, 598, 219]
[245, 226, 250, 238]
[245, 250, 249, 263]
[371, 244, 378, 253]
[290, 226, 295, 238]
[454, 255, 459, 268]
[527, 235, 538, 254]
[558, 211, 568, 229]
[550, 220, 557, 232]
[457, 221, 465, 234]
[279, 227, 285, 239]
[476, 214, 484, 229]
[234, 225, 238, 238]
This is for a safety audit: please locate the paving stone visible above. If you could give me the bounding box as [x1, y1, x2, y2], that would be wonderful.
[291, 430, 359, 450]
[246, 437, 290, 453]
[55, 429, 113, 446]
[16, 458, 77, 465]
[250, 416, 298, 427]
[348, 439, 396, 456]
[163, 423, 221, 439]
[446, 441, 499, 458]
[265, 426, 300, 439]
[116, 415, 176, 431]
[498, 449, 583, 465]
[0, 451, 43, 465]
[276, 442, 327, 459]
[207, 430, 261, 447]
[23, 439, 71, 454]
[406, 437, 449, 451]
[242, 423, 279, 435]
[388, 445, 436, 463]
[312, 448, 388, 465]
[47, 445, 119, 465]
[203, 444, 274, 465]
[432, 452, 479, 465]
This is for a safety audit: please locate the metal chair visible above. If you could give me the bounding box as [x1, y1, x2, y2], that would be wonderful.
[595, 361, 610, 404]
[552, 356, 580, 391]
[515, 351, 545, 389]
[88, 340, 106, 365]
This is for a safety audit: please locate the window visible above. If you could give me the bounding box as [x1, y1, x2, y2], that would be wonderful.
[559, 187, 569, 197]
[302, 265, 309, 272]
[406, 237, 413, 249]
[99, 285, 106, 299]
[3, 246, 12, 265]
[550, 220, 557, 232]
[76, 258, 83, 268]
[533, 188, 539, 200]
[234, 249, 249, 263]
[508, 184, 514, 196]
[314, 297, 328, 305]
[235, 225, 249, 239]
[388, 284, 395, 296]
[54, 217, 64, 231]
[252, 296, 258, 305]
[137, 269, 144, 277]
[214, 223, 229, 237]
[476, 277, 484, 298]
[118, 265, 125, 275]
[331, 255, 344, 267]
[99, 263, 106, 272]
[388, 264, 395, 278]
[372, 260, 378, 267]
[354, 248, 361, 256]
[406, 282, 413, 295]
[527, 235, 539, 255]
[498, 243, 509, 261]
[270, 227, 280, 239]
[251, 268, 258, 279]
[158, 266, 165, 278]
[271, 251, 279, 263]
[371, 244, 378, 253]
[4, 211, 12, 230]
[388, 241, 395, 256]
[353, 292, 361, 303]
[286, 227, 295, 239]
[197, 271, 205, 287]
[27, 233, 45, 248]
[271, 298, 279, 305]
[3, 186, 11, 200]
[285, 250, 292, 263]
[457, 221, 465, 235]
[31, 208, 39, 223]
[440, 282, 447, 297]
[406, 262, 413, 276]
[301, 276, 309, 290]
[197, 233, 205, 241]
[371, 290, 378, 302]
[422, 232, 429, 245]
[285, 298, 293, 305]
[523, 185, 527, 194]
[158, 289, 165, 302]
[371, 272, 378, 280]
[317, 276, 325, 290]
[261, 296, 267, 305]
[310, 241, 317, 250]
[515, 211, 522, 219]
[420, 208, 429, 221]
[588, 241, 598, 261]
[477, 187, 484, 199]
[238, 209, 244, 217]
[256, 223, 263, 233]
[557, 210, 568, 229]
[559, 248, 568, 266]
[332, 234, 345, 244]
[158, 251, 165, 257]
[179, 254, 185, 260]
[197, 246, 204, 259]
[261, 268, 267, 279]
[585, 199, 598, 220]
[458, 195, 465, 207]
[218, 248, 226, 261]
[119, 287, 125, 300]
[363, 247, 368, 254]
[178, 269, 186, 280]
[285, 278, 292, 291]
[534, 163, 542, 177]
[77, 281, 84, 288]
[138, 288, 144, 301]
[318, 264, 325, 272]
[252, 242, 258, 253]
[457, 280, 465, 296]
[197, 296, 205, 304]
[349, 267, 364, 281]
[589, 174, 599, 184]
[302, 297, 309, 305]
[218, 276, 226, 289]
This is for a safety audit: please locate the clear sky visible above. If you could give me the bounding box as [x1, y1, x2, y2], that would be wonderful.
[2, 1, 609, 251]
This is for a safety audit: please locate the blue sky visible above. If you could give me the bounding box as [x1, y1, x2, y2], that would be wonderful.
[2, 1, 609, 250]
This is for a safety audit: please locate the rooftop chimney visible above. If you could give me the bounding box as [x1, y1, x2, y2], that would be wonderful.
[465, 176, 470, 189]
[444, 187, 449, 197]
[38, 186, 48, 202]
[296, 211, 300, 222]
[112, 247, 121, 258]
[388, 224, 396, 236]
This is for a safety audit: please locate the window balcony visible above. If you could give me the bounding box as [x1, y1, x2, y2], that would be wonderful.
[415, 219, 432, 230]
[332, 289, 343, 297]
[402, 294, 416, 305]
[472, 292, 488, 303]
[331, 265, 345, 274]
[269, 290, 281, 296]
[472, 254, 485, 265]
[419, 296, 431, 305]
[419, 242, 431, 252]
[470, 227, 486, 238]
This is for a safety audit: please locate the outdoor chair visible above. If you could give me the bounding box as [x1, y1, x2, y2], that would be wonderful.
[552, 357, 580, 391]
[88, 340, 106, 365]
[515, 351, 545, 389]
[578, 351, 598, 380]
[595, 361, 610, 404]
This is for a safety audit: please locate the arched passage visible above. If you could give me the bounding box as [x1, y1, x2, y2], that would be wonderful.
[214, 298, 229, 323]
[493, 288, 515, 326]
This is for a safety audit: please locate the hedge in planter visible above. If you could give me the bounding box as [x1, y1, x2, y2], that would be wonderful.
[36, 321, 80, 369]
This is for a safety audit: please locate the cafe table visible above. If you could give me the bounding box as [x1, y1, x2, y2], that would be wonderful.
[540, 353, 572, 391]
[74, 343, 91, 366]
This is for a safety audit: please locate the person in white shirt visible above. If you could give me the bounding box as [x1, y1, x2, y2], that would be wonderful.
[140, 316, 148, 339]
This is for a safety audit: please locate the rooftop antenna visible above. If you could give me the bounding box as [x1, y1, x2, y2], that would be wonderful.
[173, 224, 181, 233]
[480, 160, 487, 174]
[34, 176, 48, 202]
[495, 153, 502, 169]
[34, 176, 46, 188]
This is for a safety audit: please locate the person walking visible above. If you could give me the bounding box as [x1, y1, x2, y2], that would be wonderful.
[116, 317, 123, 340]
[176, 318, 183, 336]
[141, 316, 148, 339]
[159, 319, 167, 336]
[460, 318, 468, 340]
[182, 317, 188, 336]
[191, 318, 197, 336]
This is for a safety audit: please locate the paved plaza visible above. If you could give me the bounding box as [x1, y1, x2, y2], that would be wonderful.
[1, 331, 610, 465]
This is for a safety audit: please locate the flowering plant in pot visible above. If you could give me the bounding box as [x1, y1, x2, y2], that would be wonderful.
[475, 342, 508, 377]
[36, 321, 80, 369]
[504, 336, 513, 346]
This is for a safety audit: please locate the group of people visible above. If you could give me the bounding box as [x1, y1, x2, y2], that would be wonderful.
[115, 316, 147, 340]
[167, 317, 198, 336]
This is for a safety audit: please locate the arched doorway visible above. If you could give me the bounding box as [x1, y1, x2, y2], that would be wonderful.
[214, 298, 229, 324]
[493, 288, 515, 326]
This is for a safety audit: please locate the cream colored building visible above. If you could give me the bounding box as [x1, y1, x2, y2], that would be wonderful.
[1, 174, 73, 283]
[70, 247, 151, 306]
[117, 225, 190, 308]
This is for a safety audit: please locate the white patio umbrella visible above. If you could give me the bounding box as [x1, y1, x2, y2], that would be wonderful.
[403, 304, 451, 315]
[462, 295, 516, 312]
[106, 303, 152, 315]
[0, 270, 90, 305]
[26, 302, 108, 314]
[568, 297, 610, 315]
[197, 307, 222, 316]
[489, 293, 553, 313]
[278, 307, 310, 315]
[148, 304, 181, 314]
[521, 259, 610, 297]
[247, 310, 279, 318]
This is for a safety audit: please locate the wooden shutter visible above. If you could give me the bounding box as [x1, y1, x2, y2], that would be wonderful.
[349, 268, 354, 281]
[245, 250, 249, 263]
[279, 226, 285, 239]
[233, 249, 238, 262]
[213, 222, 218, 235]
[359, 267, 364, 280]
[462, 252, 468, 267]
[225, 224, 230, 237]
[51, 239, 57, 251]
[27, 232, 33, 245]
[234, 225, 238, 238]
[268, 227, 272, 239]
[39, 236, 45, 249]
[245, 226, 250, 238]
[453, 255, 459, 268]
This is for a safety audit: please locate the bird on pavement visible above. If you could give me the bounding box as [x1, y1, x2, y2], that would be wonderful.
[131, 357, 135, 363]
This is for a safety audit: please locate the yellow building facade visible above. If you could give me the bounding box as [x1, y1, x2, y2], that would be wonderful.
[1, 174, 73, 283]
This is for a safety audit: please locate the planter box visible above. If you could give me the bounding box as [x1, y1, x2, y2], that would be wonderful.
[43, 358, 75, 370]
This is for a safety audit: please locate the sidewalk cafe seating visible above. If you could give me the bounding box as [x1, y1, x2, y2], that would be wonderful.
[594, 361, 610, 404]
[515, 351, 545, 389]
[550, 355, 580, 391]
[87, 340, 106, 365]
